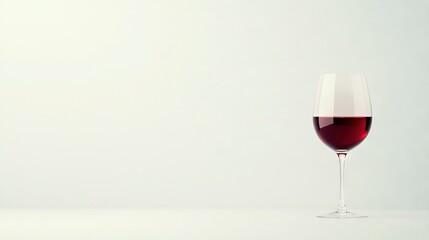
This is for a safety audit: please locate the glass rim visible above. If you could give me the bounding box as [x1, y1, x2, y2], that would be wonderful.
[320, 73, 366, 76]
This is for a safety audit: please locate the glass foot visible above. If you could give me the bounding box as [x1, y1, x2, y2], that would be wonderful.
[317, 211, 367, 218]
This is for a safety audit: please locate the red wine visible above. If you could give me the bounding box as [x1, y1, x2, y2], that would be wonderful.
[313, 117, 372, 151]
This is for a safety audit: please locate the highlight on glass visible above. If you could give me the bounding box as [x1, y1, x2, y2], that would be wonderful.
[313, 74, 372, 218]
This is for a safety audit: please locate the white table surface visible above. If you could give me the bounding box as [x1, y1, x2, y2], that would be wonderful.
[0, 209, 428, 240]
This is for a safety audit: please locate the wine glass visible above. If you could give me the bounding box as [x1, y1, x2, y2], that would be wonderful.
[313, 74, 372, 218]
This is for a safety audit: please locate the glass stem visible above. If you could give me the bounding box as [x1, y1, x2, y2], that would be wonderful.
[337, 152, 347, 214]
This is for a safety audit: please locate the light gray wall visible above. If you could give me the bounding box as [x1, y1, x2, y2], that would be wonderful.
[0, 0, 428, 209]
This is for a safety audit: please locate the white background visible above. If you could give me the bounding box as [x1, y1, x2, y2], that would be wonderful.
[0, 0, 428, 209]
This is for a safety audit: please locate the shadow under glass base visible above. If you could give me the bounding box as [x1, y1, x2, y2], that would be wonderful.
[317, 211, 367, 218]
